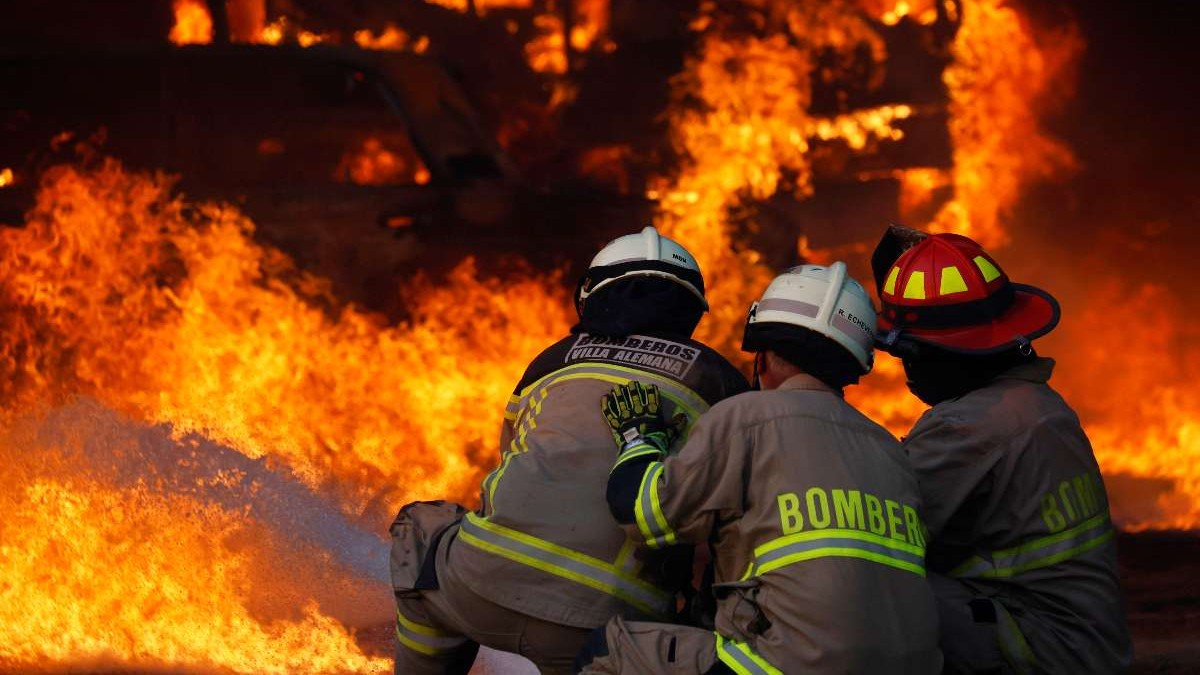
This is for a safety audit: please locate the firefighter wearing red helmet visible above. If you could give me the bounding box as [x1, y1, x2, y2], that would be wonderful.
[577, 263, 941, 674]
[872, 228, 1132, 674]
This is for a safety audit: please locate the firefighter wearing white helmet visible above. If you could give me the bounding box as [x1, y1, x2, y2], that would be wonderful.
[390, 227, 747, 674]
[579, 262, 942, 674]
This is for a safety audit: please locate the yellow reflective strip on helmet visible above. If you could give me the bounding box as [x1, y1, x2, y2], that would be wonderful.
[883, 266, 901, 296]
[902, 271, 926, 299]
[939, 266, 969, 295]
[974, 255, 1002, 282]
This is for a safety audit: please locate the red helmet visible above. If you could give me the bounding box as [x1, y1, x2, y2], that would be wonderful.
[876, 233, 1059, 355]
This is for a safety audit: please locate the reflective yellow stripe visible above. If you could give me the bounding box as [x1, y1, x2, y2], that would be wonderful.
[715, 634, 782, 675]
[634, 462, 676, 548]
[748, 528, 925, 577]
[395, 608, 467, 656]
[939, 265, 969, 295]
[883, 266, 901, 296]
[951, 514, 1113, 579]
[614, 537, 641, 575]
[459, 513, 671, 618]
[485, 389, 547, 511]
[903, 271, 926, 299]
[996, 602, 1037, 674]
[974, 255, 1002, 282]
[515, 362, 708, 421]
[612, 443, 662, 472]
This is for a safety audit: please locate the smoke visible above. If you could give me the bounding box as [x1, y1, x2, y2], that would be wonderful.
[2, 398, 394, 630]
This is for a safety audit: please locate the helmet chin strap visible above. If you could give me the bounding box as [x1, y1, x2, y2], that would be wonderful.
[751, 352, 766, 391]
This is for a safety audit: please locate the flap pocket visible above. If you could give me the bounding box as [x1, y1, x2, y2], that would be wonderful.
[389, 500, 467, 595]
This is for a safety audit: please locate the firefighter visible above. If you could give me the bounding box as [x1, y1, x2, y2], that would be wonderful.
[390, 226, 749, 675]
[872, 229, 1133, 673]
[578, 262, 942, 674]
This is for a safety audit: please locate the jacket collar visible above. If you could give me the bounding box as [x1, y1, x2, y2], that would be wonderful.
[775, 373, 842, 397]
[995, 357, 1055, 384]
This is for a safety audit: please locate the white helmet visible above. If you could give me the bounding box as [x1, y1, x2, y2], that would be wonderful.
[742, 262, 877, 373]
[574, 226, 708, 315]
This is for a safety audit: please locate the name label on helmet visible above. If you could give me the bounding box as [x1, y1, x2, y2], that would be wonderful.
[567, 334, 699, 378]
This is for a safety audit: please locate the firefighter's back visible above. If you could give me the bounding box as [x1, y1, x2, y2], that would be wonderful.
[706, 382, 941, 673]
[450, 331, 748, 628]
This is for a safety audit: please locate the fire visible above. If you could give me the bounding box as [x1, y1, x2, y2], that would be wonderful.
[424, 0, 534, 13]
[0, 469, 387, 673]
[0, 167, 13, 188]
[335, 137, 432, 186]
[525, 12, 570, 75]
[652, 2, 895, 356]
[918, 0, 1079, 247]
[354, 24, 430, 53]
[0, 160, 567, 516]
[169, 0, 213, 45]
[0, 158, 570, 669]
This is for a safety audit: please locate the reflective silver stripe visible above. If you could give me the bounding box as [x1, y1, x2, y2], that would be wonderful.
[748, 529, 925, 578]
[716, 634, 782, 675]
[757, 297, 819, 318]
[459, 514, 671, 618]
[613, 442, 662, 471]
[395, 609, 468, 656]
[831, 311, 874, 352]
[513, 362, 709, 421]
[951, 514, 1113, 579]
[634, 462, 676, 548]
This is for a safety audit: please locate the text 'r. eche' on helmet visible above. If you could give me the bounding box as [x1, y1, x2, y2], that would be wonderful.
[741, 262, 877, 374]
[875, 232, 1060, 356]
[574, 226, 708, 317]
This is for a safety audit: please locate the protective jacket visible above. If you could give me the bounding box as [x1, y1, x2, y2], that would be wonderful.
[607, 373, 942, 673]
[449, 331, 748, 628]
[904, 358, 1132, 672]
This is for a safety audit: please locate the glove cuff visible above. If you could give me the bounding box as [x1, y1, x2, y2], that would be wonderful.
[614, 440, 665, 471]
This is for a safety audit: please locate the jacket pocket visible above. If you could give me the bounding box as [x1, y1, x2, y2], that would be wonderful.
[712, 579, 770, 640]
[389, 500, 467, 597]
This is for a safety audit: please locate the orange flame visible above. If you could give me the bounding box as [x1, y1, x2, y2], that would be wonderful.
[0, 159, 571, 669]
[169, 0, 214, 45]
[920, 0, 1079, 247]
[354, 23, 430, 53]
[0, 167, 13, 188]
[0, 467, 388, 672]
[335, 137, 432, 186]
[653, 3, 890, 356]
[0, 160, 567, 515]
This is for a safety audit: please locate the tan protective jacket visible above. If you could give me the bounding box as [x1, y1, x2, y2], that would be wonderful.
[448, 332, 748, 628]
[618, 374, 941, 673]
[904, 358, 1132, 672]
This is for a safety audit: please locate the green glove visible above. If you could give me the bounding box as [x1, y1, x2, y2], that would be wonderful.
[602, 381, 679, 454]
